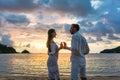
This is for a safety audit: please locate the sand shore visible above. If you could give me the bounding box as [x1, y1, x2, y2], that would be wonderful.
[0, 75, 120, 80]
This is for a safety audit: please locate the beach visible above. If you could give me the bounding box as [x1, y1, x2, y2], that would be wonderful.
[0, 75, 120, 80]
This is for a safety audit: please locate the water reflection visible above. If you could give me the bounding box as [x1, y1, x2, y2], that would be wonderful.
[0, 53, 120, 76]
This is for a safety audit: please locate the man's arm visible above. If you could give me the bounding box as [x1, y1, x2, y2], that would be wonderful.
[64, 35, 80, 55]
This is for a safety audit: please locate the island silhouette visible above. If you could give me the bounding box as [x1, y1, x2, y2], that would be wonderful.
[100, 46, 120, 53]
[0, 43, 30, 54]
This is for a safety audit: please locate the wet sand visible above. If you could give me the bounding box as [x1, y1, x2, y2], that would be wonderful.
[0, 75, 120, 80]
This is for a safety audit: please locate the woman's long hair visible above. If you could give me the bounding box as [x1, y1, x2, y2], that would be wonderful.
[46, 29, 55, 52]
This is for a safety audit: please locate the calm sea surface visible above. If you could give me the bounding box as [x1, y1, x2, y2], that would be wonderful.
[0, 53, 120, 76]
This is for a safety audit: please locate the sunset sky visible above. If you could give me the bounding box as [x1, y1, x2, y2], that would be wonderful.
[0, 0, 120, 53]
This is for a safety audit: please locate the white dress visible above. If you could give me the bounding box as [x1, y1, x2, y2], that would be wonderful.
[47, 42, 60, 80]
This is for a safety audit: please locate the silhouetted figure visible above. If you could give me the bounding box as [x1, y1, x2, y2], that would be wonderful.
[46, 29, 62, 80]
[64, 24, 89, 80]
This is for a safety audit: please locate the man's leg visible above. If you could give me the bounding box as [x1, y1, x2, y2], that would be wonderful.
[48, 79, 55, 80]
[80, 77, 87, 80]
[71, 61, 79, 80]
[80, 65, 87, 80]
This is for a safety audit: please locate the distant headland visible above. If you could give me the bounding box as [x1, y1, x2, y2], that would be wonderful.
[0, 43, 30, 54]
[100, 46, 120, 53]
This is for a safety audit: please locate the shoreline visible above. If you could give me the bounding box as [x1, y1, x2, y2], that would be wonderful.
[0, 75, 120, 80]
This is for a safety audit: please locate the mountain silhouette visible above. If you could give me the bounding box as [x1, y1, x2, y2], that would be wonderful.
[100, 46, 120, 53]
[0, 43, 16, 53]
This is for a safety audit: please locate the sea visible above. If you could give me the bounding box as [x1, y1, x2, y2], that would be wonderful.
[0, 53, 120, 77]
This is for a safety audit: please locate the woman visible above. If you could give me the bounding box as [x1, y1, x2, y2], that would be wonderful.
[46, 29, 62, 80]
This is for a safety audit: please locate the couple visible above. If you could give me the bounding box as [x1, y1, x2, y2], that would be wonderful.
[46, 24, 89, 80]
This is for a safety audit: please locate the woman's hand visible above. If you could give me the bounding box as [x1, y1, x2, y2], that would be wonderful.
[58, 42, 63, 51]
[63, 42, 67, 47]
[63, 42, 71, 50]
[60, 42, 67, 49]
[59, 42, 70, 50]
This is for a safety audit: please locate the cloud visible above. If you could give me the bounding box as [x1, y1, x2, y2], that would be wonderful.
[6, 14, 30, 25]
[0, 16, 4, 27]
[87, 37, 96, 43]
[96, 36, 103, 41]
[0, 0, 39, 12]
[0, 33, 13, 46]
[93, 0, 120, 34]
[22, 43, 31, 48]
[0, 29, 11, 46]
[39, 0, 93, 16]
[106, 13, 120, 34]
[0, 12, 31, 28]
[106, 33, 120, 40]
[0, 0, 120, 43]
[76, 0, 120, 41]
[0, 12, 6, 27]
[0, 0, 93, 16]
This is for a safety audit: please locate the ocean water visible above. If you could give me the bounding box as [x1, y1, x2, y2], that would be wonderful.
[0, 53, 120, 76]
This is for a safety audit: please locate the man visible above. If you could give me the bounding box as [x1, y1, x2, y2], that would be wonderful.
[64, 24, 89, 80]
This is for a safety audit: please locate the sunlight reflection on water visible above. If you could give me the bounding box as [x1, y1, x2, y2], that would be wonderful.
[0, 53, 120, 76]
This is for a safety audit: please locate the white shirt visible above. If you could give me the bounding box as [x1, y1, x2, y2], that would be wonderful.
[70, 31, 89, 65]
